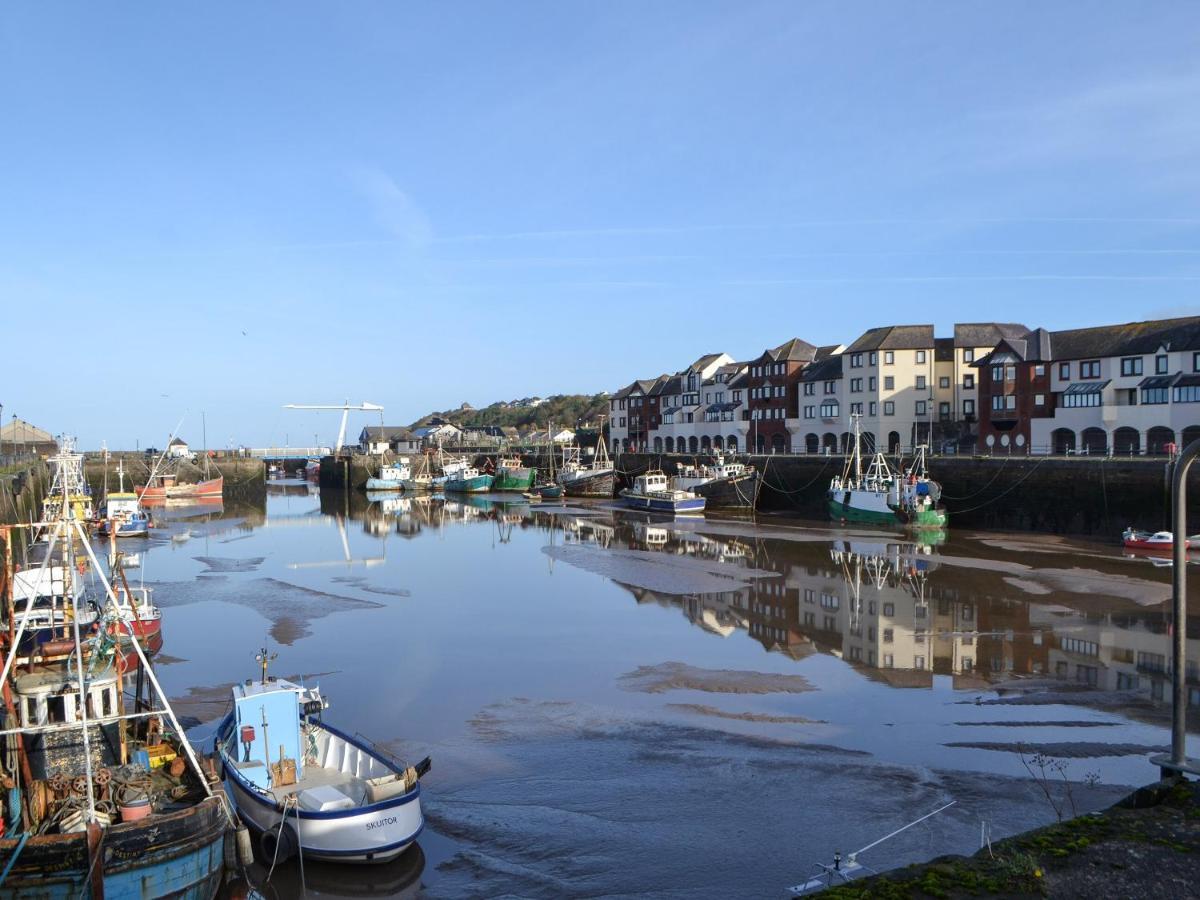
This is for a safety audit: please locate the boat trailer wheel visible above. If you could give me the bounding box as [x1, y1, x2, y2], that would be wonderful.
[260, 821, 298, 863]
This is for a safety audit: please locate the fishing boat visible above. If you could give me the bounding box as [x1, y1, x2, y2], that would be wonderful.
[620, 471, 706, 515]
[38, 438, 95, 540]
[442, 466, 494, 493]
[8, 565, 102, 654]
[429, 453, 471, 489]
[137, 472, 224, 502]
[1121, 528, 1185, 553]
[556, 420, 615, 498]
[97, 460, 152, 537]
[108, 580, 163, 639]
[215, 651, 430, 863]
[671, 454, 761, 510]
[492, 456, 536, 492]
[0, 496, 229, 896]
[304, 458, 322, 480]
[529, 426, 564, 498]
[365, 458, 413, 491]
[828, 416, 947, 529]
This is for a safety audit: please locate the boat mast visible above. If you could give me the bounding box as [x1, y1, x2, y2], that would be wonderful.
[852, 414, 863, 484]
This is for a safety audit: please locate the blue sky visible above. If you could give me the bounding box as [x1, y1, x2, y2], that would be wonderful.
[3, 2, 1199, 449]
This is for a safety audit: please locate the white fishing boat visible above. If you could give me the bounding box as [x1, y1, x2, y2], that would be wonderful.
[8, 565, 101, 654]
[365, 458, 413, 491]
[671, 454, 761, 509]
[216, 653, 431, 863]
[430, 453, 471, 489]
[97, 460, 152, 537]
[620, 471, 706, 515]
[828, 416, 947, 529]
[556, 419, 615, 498]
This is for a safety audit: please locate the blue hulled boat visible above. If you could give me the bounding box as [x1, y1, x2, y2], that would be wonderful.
[442, 467, 494, 493]
[620, 471, 706, 515]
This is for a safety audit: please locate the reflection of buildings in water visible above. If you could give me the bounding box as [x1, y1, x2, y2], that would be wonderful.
[1031, 606, 1200, 707]
[623, 585, 752, 641]
[624, 521, 752, 566]
[561, 517, 616, 549]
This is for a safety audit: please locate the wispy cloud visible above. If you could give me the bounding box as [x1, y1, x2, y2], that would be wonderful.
[971, 70, 1200, 171]
[347, 167, 432, 251]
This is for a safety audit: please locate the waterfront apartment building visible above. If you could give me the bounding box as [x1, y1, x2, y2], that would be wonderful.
[795, 323, 1026, 455]
[745, 338, 819, 453]
[975, 316, 1200, 455]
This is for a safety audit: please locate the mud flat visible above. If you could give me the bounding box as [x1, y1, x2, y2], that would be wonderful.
[619, 661, 815, 695]
[818, 778, 1200, 899]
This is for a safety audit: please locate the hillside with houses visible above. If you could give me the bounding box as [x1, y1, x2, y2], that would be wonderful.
[410, 393, 610, 432]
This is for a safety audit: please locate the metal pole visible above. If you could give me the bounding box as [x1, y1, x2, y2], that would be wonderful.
[1168, 439, 1200, 772]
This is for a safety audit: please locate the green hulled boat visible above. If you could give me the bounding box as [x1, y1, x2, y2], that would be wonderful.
[827, 417, 947, 530]
[492, 456, 536, 492]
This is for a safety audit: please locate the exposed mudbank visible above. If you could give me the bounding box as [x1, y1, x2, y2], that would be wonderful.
[620, 661, 814, 695]
[952, 720, 1120, 729]
[330, 575, 412, 598]
[192, 555, 265, 573]
[666, 703, 825, 724]
[945, 741, 1166, 758]
[149, 576, 384, 644]
[544, 543, 778, 594]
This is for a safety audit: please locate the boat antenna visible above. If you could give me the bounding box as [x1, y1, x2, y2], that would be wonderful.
[257, 645, 277, 684]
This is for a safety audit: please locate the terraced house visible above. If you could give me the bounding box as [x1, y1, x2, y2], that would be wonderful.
[975, 316, 1200, 455]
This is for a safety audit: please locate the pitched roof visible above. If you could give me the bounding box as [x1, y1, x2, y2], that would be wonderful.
[813, 344, 842, 361]
[845, 325, 934, 353]
[690, 352, 725, 371]
[953, 322, 1029, 348]
[647, 374, 677, 397]
[1049, 316, 1200, 361]
[0, 419, 54, 443]
[169, 437, 188, 446]
[769, 337, 818, 362]
[363, 425, 417, 441]
[801, 354, 844, 381]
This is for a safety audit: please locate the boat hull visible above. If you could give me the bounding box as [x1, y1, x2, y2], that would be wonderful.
[535, 484, 563, 499]
[443, 474, 494, 493]
[693, 471, 761, 509]
[492, 468, 536, 492]
[558, 469, 615, 498]
[138, 476, 223, 501]
[365, 477, 406, 491]
[217, 717, 424, 864]
[0, 794, 226, 899]
[620, 493, 707, 514]
[97, 519, 150, 537]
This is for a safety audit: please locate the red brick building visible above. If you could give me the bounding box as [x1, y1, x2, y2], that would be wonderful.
[745, 338, 817, 453]
[973, 328, 1054, 452]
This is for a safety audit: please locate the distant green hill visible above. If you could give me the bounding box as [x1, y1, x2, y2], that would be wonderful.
[411, 394, 611, 431]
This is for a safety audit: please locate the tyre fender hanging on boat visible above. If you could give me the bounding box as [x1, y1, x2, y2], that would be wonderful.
[261, 821, 297, 862]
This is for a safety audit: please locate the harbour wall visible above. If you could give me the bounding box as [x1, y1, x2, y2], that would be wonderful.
[316, 450, 1193, 536]
[617, 452, 1190, 536]
[81, 455, 266, 502]
[0, 462, 49, 564]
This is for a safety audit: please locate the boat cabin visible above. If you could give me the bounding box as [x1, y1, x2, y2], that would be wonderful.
[633, 472, 670, 495]
[13, 668, 122, 780]
[229, 678, 313, 791]
[102, 492, 142, 518]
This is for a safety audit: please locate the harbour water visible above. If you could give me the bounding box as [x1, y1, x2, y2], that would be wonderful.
[117, 480, 1194, 897]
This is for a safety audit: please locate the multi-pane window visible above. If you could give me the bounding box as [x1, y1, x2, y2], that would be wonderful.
[883, 401, 895, 415]
[850, 402, 863, 415]
[1174, 385, 1200, 403]
[1080, 360, 1101, 379]
[869, 401, 877, 416]
[915, 375, 927, 390]
[820, 400, 839, 417]
[1120, 357, 1143, 376]
[1141, 387, 1169, 405]
[804, 382, 815, 396]
[803, 405, 815, 418]
[884, 376, 894, 390]
[1063, 391, 1102, 408]
[850, 378, 863, 392]
[991, 365, 1003, 382]
[915, 400, 927, 415]
[869, 351, 877, 366]
[850, 353, 863, 368]
[824, 381, 836, 395]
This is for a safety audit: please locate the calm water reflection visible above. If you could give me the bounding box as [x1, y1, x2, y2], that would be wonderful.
[116, 480, 1194, 897]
